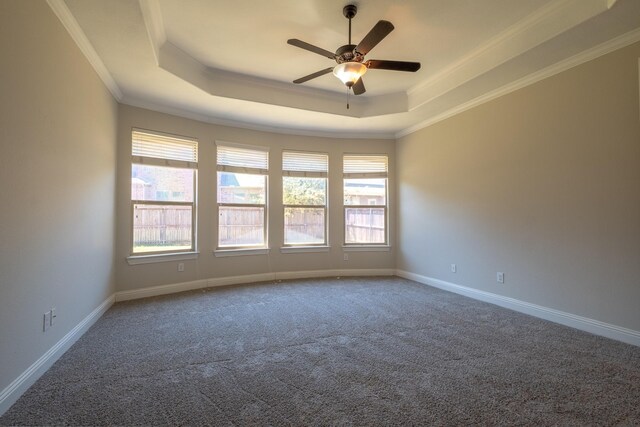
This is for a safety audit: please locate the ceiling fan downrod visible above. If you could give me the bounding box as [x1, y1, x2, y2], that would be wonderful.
[344, 4, 357, 110]
[343, 4, 357, 45]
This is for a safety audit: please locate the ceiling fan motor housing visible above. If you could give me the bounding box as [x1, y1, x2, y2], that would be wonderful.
[335, 44, 364, 63]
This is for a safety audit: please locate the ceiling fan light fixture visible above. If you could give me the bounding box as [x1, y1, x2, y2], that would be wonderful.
[289, 4, 419, 98]
[333, 62, 367, 87]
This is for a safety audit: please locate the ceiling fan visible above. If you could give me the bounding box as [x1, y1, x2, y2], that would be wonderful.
[287, 4, 421, 97]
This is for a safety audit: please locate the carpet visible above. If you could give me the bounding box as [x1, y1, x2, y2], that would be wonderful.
[2, 276, 639, 425]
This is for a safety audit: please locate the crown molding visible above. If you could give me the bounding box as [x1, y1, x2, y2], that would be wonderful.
[139, 1, 408, 118]
[138, 0, 165, 65]
[407, 0, 612, 111]
[52, 0, 636, 140]
[46, 0, 123, 101]
[119, 97, 397, 140]
[396, 27, 640, 139]
[155, 40, 408, 118]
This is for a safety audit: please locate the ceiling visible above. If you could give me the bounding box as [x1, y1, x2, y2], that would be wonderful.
[53, 0, 640, 138]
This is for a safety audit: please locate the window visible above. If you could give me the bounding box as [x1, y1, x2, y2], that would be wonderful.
[343, 154, 388, 245]
[217, 143, 269, 248]
[283, 151, 328, 246]
[131, 130, 197, 254]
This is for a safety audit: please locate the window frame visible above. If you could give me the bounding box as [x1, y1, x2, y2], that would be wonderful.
[216, 142, 269, 250]
[130, 129, 198, 256]
[343, 154, 389, 246]
[282, 150, 329, 247]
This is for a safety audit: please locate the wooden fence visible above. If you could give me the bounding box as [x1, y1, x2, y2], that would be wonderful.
[345, 208, 385, 243]
[133, 206, 384, 247]
[219, 207, 264, 246]
[133, 205, 192, 248]
[284, 208, 325, 244]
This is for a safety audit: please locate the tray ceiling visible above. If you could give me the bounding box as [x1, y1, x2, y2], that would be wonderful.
[53, 0, 640, 138]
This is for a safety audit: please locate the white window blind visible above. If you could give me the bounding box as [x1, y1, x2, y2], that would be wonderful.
[283, 151, 328, 177]
[132, 130, 198, 165]
[217, 144, 269, 174]
[343, 155, 388, 178]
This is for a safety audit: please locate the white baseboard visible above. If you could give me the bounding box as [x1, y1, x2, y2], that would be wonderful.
[0, 295, 115, 416]
[276, 268, 395, 281]
[208, 273, 276, 289]
[3, 269, 636, 418]
[115, 269, 395, 302]
[115, 278, 210, 302]
[396, 270, 640, 347]
[2, 269, 397, 415]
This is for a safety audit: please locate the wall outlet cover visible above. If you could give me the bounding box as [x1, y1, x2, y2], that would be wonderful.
[43, 311, 51, 332]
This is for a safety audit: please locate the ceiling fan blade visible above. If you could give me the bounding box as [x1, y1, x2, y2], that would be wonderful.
[355, 20, 394, 55]
[287, 39, 336, 59]
[293, 67, 334, 84]
[352, 77, 366, 95]
[366, 59, 421, 72]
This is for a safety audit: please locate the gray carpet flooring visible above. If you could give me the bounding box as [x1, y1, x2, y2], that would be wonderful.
[2, 276, 639, 426]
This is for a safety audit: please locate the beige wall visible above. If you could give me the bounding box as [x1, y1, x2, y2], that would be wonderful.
[0, 0, 117, 402]
[116, 105, 395, 291]
[2, 2, 638, 411]
[397, 42, 640, 331]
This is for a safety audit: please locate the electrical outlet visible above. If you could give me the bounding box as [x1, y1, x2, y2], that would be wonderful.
[50, 307, 57, 326]
[177, 262, 185, 272]
[451, 264, 457, 273]
[343, 253, 349, 261]
[43, 311, 51, 332]
[497, 272, 505, 284]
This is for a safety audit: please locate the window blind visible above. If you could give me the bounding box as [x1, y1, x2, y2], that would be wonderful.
[343, 155, 388, 178]
[217, 144, 269, 174]
[132, 130, 198, 165]
[283, 151, 328, 177]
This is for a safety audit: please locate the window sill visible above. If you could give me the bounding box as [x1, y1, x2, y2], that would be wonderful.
[214, 248, 270, 257]
[126, 251, 199, 265]
[280, 246, 330, 254]
[342, 245, 391, 252]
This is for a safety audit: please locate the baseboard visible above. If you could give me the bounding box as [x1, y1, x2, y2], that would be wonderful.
[396, 270, 640, 347]
[115, 279, 210, 302]
[276, 268, 395, 281]
[0, 294, 115, 416]
[207, 273, 276, 289]
[6, 270, 634, 418]
[115, 269, 396, 302]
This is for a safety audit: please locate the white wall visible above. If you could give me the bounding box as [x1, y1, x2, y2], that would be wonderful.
[116, 105, 396, 291]
[0, 0, 117, 411]
[397, 42, 640, 332]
